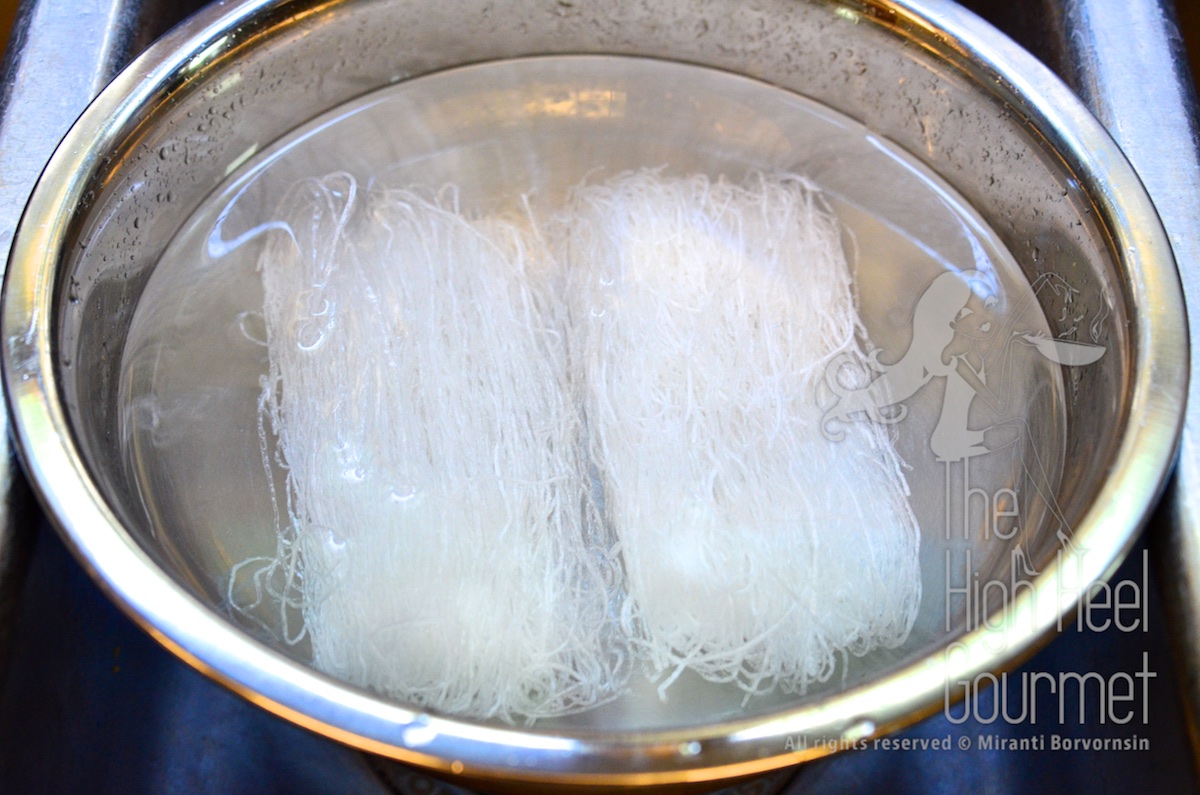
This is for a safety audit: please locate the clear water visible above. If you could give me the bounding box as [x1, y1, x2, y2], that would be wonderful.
[119, 55, 1072, 729]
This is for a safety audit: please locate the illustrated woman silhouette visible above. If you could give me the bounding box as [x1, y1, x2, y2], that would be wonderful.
[823, 268, 993, 462]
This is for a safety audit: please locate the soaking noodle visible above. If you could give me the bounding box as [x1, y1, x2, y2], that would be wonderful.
[251, 175, 626, 722]
[554, 171, 921, 698]
[246, 167, 920, 716]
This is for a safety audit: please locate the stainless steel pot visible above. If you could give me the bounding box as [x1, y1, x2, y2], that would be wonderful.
[0, 0, 1186, 790]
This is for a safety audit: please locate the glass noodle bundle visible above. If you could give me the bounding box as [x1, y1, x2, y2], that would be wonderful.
[553, 171, 921, 699]
[251, 174, 626, 722]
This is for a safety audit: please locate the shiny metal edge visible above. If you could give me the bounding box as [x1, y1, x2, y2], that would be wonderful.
[0, 0, 1188, 787]
[1047, 0, 1200, 774]
[0, 0, 152, 681]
